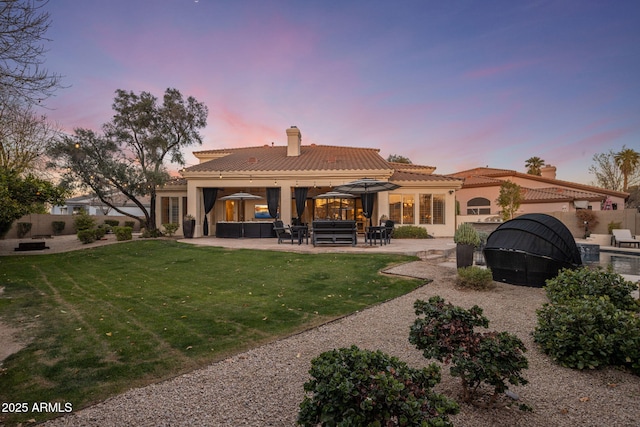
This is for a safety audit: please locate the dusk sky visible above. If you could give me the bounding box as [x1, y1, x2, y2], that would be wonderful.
[42, 1, 640, 185]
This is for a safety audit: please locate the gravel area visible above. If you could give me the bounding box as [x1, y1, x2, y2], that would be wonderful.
[42, 260, 640, 427]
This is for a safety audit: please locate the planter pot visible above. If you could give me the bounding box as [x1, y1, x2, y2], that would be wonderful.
[182, 219, 195, 238]
[456, 244, 475, 269]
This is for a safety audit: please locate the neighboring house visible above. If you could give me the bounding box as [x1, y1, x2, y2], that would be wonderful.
[52, 193, 150, 217]
[156, 126, 463, 238]
[449, 166, 629, 223]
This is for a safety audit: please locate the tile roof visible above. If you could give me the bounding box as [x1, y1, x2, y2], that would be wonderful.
[390, 169, 463, 184]
[449, 167, 628, 198]
[188, 145, 391, 173]
[522, 187, 605, 203]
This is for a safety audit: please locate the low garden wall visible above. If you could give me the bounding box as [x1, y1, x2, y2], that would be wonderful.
[462, 208, 639, 240]
[2, 214, 142, 239]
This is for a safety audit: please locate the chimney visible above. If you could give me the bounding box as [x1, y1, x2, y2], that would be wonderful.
[286, 126, 301, 157]
[541, 165, 556, 180]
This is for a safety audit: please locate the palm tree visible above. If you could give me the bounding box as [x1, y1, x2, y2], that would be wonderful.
[614, 146, 640, 192]
[525, 157, 545, 176]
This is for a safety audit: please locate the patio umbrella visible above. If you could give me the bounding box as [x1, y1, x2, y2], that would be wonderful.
[334, 178, 400, 226]
[219, 192, 263, 237]
[314, 191, 355, 220]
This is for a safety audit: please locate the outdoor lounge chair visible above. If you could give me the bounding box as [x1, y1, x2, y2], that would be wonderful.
[273, 220, 295, 244]
[611, 229, 640, 248]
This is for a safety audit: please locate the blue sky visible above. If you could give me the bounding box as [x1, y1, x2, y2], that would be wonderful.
[42, 0, 640, 184]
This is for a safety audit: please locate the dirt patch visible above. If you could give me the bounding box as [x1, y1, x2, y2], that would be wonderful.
[0, 322, 26, 363]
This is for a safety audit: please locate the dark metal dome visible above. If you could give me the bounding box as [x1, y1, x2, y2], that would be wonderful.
[483, 213, 582, 287]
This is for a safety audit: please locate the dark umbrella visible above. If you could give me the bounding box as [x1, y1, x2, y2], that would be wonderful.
[219, 192, 263, 237]
[334, 178, 400, 226]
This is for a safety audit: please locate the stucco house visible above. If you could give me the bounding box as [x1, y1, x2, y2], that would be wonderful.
[450, 166, 629, 224]
[52, 193, 150, 217]
[156, 126, 463, 238]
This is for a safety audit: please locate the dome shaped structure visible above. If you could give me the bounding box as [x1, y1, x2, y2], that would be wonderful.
[483, 213, 582, 287]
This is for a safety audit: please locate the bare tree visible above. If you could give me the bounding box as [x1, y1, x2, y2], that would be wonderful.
[0, 0, 62, 104]
[588, 149, 624, 191]
[0, 94, 58, 174]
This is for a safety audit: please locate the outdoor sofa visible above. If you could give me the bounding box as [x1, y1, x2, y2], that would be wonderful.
[312, 220, 357, 247]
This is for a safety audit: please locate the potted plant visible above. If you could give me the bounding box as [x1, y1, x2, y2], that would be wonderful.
[182, 214, 196, 238]
[454, 223, 480, 268]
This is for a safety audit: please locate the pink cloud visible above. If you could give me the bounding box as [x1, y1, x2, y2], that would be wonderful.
[463, 59, 539, 79]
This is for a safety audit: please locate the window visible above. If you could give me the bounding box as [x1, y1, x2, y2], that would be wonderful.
[419, 194, 445, 225]
[389, 194, 402, 223]
[161, 197, 179, 224]
[388, 194, 415, 224]
[466, 197, 491, 215]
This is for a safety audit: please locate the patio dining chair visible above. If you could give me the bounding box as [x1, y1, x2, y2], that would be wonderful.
[273, 220, 295, 244]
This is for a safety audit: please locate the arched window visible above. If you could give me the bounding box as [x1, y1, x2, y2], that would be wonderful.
[467, 197, 491, 215]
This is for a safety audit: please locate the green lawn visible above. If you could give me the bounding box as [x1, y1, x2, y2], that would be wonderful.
[0, 240, 423, 425]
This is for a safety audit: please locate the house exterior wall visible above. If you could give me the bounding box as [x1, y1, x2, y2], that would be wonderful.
[157, 175, 462, 238]
[456, 178, 626, 221]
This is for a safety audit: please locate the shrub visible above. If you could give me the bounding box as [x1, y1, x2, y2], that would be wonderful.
[94, 226, 107, 240]
[545, 267, 639, 312]
[17, 222, 32, 238]
[77, 229, 96, 244]
[52, 221, 66, 235]
[163, 223, 179, 236]
[113, 226, 132, 241]
[104, 219, 120, 227]
[124, 220, 136, 229]
[141, 228, 163, 238]
[607, 221, 622, 234]
[297, 345, 459, 427]
[453, 223, 480, 246]
[73, 211, 96, 231]
[534, 296, 640, 373]
[409, 296, 528, 407]
[393, 225, 431, 239]
[575, 209, 598, 237]
[456, 266, 495, 290]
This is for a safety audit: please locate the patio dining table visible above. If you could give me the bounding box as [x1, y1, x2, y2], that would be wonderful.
[291, 225, 309, 245]
[365, 226, 387, 246]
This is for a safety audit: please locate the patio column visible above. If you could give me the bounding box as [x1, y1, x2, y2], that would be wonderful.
[377, 191, 390, 222]
[281, 185, 292, 223]
[186, 183, 202, 237]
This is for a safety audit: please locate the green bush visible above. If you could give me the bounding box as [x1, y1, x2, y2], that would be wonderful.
[73, 211, 96, 231]
[298, 345, 459, 427]
[534, 296, 640, 373]
[163, 223, 179, 236]
[393, 225, 431, 239]
[456, 266, 495, 290]
[124, 220, 136, 229]
[104, 219, 120, 227]
[607, 221, 622, 234]
[113, 226, 132, 241]
[141, 228, 163, 238]
[51, 221, 66, 235]
[409, 296, 528, 406]
[17, 222, 32, 238]
[545, 267, 639, 312]
[77, 229, 96, 244]
[453, 223, 480, 246]
[94, 226, 107, 240]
